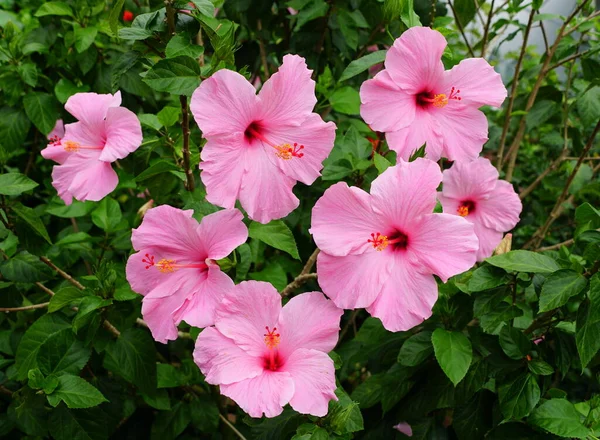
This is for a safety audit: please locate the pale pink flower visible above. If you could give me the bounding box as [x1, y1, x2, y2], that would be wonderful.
[310, 158, 478, 332]
[126, 206, 248, 343]
[47, 119, 64, 146]
[438, 158, 522, 261]
[41, 91, 142, 205]
[360, 27, 506, 162]
[194, 281, 342, 418]
[191, 54, 336, 223]
[394, 422, 413, 437]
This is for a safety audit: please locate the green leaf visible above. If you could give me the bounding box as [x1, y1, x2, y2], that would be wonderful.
[431, 328, 472, 386]
[453, 0, 477, 26]
[143, 56, 202, 96]
[0, 251, 52, 282]
[0, 173, 38, 196]
[576, 202, 600, 229]
[249, 261, 288, 291]
[23, 92, 58, 135]
[37, 328, 91, 375]
[373, 152, 392, 174]
[73, 26, 97, 53]
[499, 326, 531, 360]
[528, 398, 590, 438]
[166, 34, 204, 59]
[118, 27, 154, 40]
[150, 402, 191, 440]
[468, 265, 510, 292]
[46, 374, 107, 409]
[157, 106, 181, 128]
[15, 314, 71, 380]
[11, 203, 52, 244]
[499, 374, 540, 420]
[190, 397, 219, 433]
[54, 79, 90, 104]
[486, 250, 560, 274]
[35, 2, 74, 17]
[292, 0, 329, 31]
[398, 331, 433, 366]
[249, 221, 300, 260]
[539, 269, 588, 312]
[103, 328, 157, 396]
[48, 287, 89, 313]
[528, 360, 554, 376]
[135, 160, 182, 182]
[48, 404, 109, 440]
[0, 107, 30, 149]
[183, 0, 216, 16]
[326, 388, 364, 435]
[577, 86, 600, 128]
[27, 368, 46, 390]
[576, 274, 600, 369]
[17, 63, 38, 87]
[339, 50, 386, 82]
[91, 198, 122, 233]
[329, 86, 360, 115]
[109, 0, 126, 35]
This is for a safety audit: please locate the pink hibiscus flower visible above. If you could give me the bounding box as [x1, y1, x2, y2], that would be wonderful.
[41, 91, 142, 205]
[310, 158, 478, 332]
[438, 157, 522, 261]
[47, 119, 64, 146]
[194, 281, 342, 418]
[360, 27, 507, 162]
[190, 54, 336, 223]
[126, 206, 248, 343]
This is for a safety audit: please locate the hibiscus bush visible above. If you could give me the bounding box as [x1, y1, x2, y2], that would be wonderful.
[1, 0, 600, 438]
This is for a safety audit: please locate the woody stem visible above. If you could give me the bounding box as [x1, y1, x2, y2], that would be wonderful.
[180, 95, 195, 191]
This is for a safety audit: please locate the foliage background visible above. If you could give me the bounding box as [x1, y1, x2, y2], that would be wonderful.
[0, 0, 600, 439]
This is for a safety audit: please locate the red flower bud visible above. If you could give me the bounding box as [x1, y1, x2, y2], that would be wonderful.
[123, 10, 134, 22]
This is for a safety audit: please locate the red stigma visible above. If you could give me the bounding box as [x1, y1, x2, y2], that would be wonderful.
[141, 253, 155, 269]
[368, 232, 389, 251]
[264, 326, 281, 349]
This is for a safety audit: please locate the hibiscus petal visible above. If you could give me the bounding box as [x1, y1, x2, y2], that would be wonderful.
[257, 54, 317, 126]
[441, 157, 498, 200]
[283, 349, 337, 417]
[276, 292, 342, 359]
[316, 250, 393, 309]
[174, 266, 235, 329]
[261, 113, 336, 185]
[191, 69, 258, 137]
[48, 119, 65, 140]
[366, 259, 438, 332]
[220, 371, 295, 418]
[477, 180, 522, 232]
[238, 145, 299, 223]
[472, 220, 504, 261]
[437, 106, 488, 161]
[370, 158, 441, 228]
[385, 108, 444, 161]
[65, 91, 121, 128]
[99, 107, 143, 162]
[385, 27, 446, 95]
[199, 134, 246, 210]
[409, 213, 478, 282]
[194, 327, 263, 385]
[130, 205, 204, 260]
[215, 281, 282, 357]
[360, 70, 416, 132]
[62, 120, 106, 151]
[41, 143, 71, 165]
[443, 58, 507, 108]
[51, 151, 118, 205]
[310, 182, 381, 256]
[196, 208, 248, 260]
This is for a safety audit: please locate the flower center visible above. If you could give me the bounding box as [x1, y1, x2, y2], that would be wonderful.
[48, 135, 62, 147]
[417, 87, 461, 109]
[457, 200, 475, 217]
[245, 122, 304, 160]
[263, 326, 281, 371]
[141, 253, 208, 273]
[63, 140, 103, 152]
[367, 231, 409, 251]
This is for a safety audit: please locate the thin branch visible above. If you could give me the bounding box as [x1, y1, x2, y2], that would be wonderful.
[0, 302, 49, 312]
[219, 414, 247, 440]
[35, 282, 55, 296]
[179, 96, 195, 191]
[526, 119, 600, 249]
[538, 238, 574, 252]
[40, 256, 85, 290]
[481, 0, 495, 57]
[539, 21, 550, 56]
[339, 310, 360, 342]
[448, 0, 475, 57]
[496, 8, 535, 171]
[257, 20, 270, 80]
[547, 47, 595, 72]
[564, 10, 600, 37]
[102, 320, 121, 338]
[524, 310, 556, 335]
[301, 248, 320, 275]
[280, 273, 317, 297]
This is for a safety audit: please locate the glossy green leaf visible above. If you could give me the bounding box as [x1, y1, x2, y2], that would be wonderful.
[432, 328, 472, 386]
[0, 173, 38, 196]
[539, 269, 587, 312]
[248, 221, 300, 260]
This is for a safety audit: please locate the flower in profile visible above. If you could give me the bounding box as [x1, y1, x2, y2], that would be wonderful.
[194, 281, 342, 418]
[360, 27, 507, 162]
[438, 158, 521, 261]
[191, 54, 336, 223]
[126, 206, 248, 343]
[41, 92, 142, 205]
[310, 158, 478, 332]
